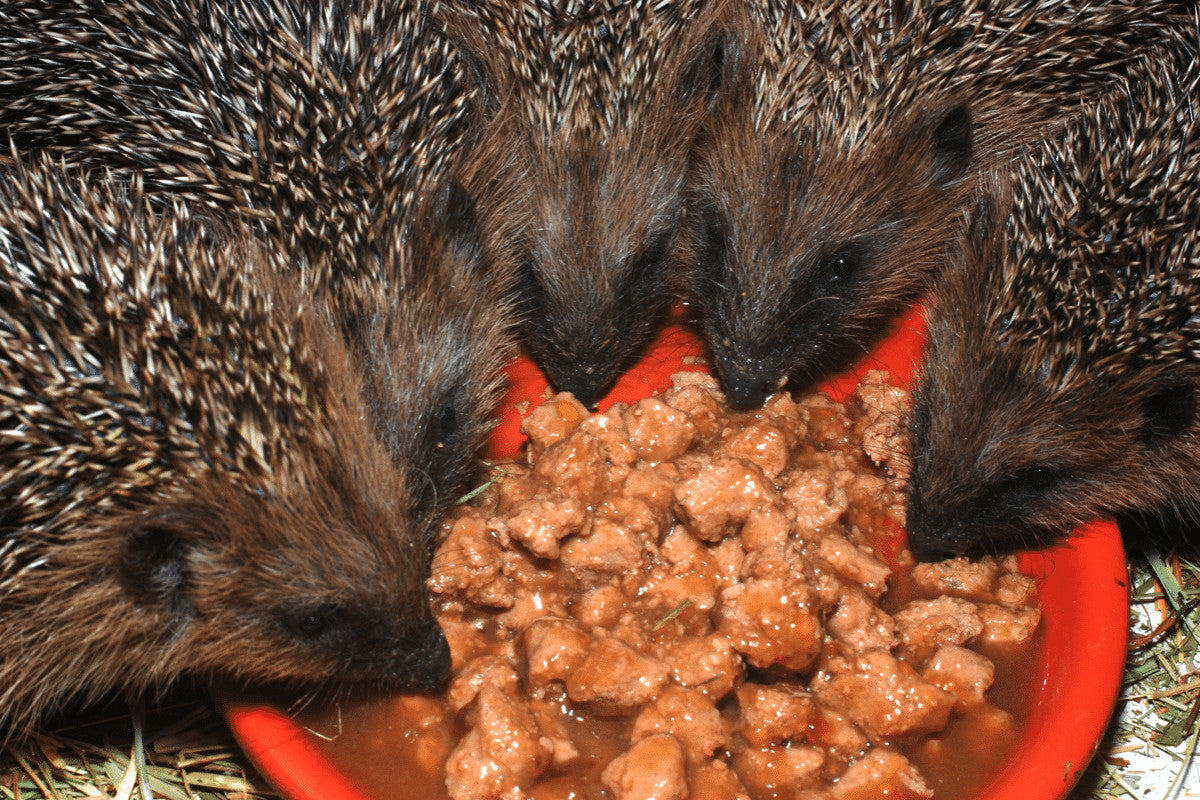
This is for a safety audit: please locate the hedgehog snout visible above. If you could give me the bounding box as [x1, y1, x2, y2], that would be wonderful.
[383, 622, 452, 693]
[537, 343, 627, 409]
[904, 492, 968, 562]
[712, 352, 786, 411]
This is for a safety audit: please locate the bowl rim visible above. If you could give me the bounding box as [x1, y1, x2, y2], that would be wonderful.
[223, 307, 1128, 800]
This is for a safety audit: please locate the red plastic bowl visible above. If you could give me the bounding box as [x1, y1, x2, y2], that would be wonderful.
[223, 306, 1128, 800]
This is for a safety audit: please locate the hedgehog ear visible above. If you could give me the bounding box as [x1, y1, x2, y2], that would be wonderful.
[118, 515, 196, 623]
[442, 178, 488, 279]
[927, 103, 972, 186]
[437, 6, 503, 118]
[1141, 380, 1195, 447]
[675, 30, 729, 109]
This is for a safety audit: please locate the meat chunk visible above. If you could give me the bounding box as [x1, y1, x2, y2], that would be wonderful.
[522, 395, 589, 458]
[827, 589, 896, 656]
[526, 700, 581, 768]
[911, 556, 1000, 599]
[807, 704, 869, 763]
[977, 603, 1042, 648]
[533, 429, 625, 506]
[815, 534, 891, 598]
[444, 684, 554, 800]
[622, 463, 680, 516]
[600, 734, 689, 800]
[718, 421, 792, 480]
[922, 645, 995, 709]
[781, 469, 848, 532]
[994, 573, 1038, 609]
[830, 748, 933, 799]
[559, 514, 649, 578]
[429, 516, 514, 609]
[501, 496, 586, 559]
[565, 637, 669, 712]
[814, 651, 956, 740]
[624, 396, 698, 462]
[569, 582, 630, 628]
[740, 505, 792, 551]
[631, 686, 727, 761]
[893, 596, 984, 662]
[658, 633, 743, 699]
[448, 656, 521, 714]
[717, 578, 822, 671]
[690, 760, 752, 800]
[523, 617, 592, 687]
[660, 372, 726, 440]
[853, 372, 912, 484]
[674, 456, 783, 541]
[731, 741, 825, 800]
[736, 683, 815, 747]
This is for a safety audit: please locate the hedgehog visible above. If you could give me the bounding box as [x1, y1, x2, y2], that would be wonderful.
[903, 24, 1200, 561]
[0, 0, 522, 530]
[0, 154, 518, 733]
[443, 0, 727, 406]
[685, 0, 1191, 410]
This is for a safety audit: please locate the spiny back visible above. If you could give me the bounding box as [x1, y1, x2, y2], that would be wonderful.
[0, 161, 336, 567]
[0, 0, 483, 290]
[744, 0, 1175, 157]
[457, 0, 711, 141]
[980, 43, 1200, 390]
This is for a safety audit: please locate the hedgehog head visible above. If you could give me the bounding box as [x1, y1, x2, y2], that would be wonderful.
[0, 162, 513, 726]
[116, 475, 451, 695]
[689, 75, 972, 409]
[907, 184, 1200, 560]
[455, 0, 726, 406]
[327, 176, 518, 527]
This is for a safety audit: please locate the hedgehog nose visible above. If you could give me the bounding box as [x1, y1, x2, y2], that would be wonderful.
[712, 354, 783, 411]
[905, 499, 962, 562]
[722, 375, 779, 411]
[562, 380, 602, 409]
[547, 367, 609, 409]
[398, 624, 452, 692]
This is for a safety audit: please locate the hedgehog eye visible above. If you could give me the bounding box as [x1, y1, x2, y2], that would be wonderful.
[812, 244, 867, 298]
[434, 400, 458, 446]
[286, 605, 343, 639]
[989, 466, 1061, 510]
[696, 202, 728, 276]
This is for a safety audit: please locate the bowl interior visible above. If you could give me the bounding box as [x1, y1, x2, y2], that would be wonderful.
[223, 307, 1127, 800]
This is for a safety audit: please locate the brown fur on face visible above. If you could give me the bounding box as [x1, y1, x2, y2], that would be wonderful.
[0, 160, 507, 732]
[689, 83, 971, 409]
[685, 0, 1188, 411]
[907, 28, 1200, 560]
[449, 0, 728, 406]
